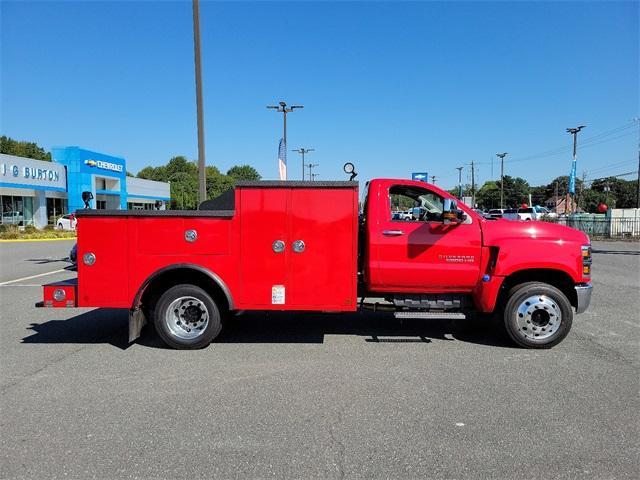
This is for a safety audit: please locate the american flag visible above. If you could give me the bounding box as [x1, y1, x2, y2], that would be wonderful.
[278, 138, 287, 180]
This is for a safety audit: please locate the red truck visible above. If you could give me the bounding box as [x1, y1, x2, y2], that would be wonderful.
[40, 178, 593, 349]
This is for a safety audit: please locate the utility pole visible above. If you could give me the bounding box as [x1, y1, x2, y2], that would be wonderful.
[456, 166, 464, 198]
[578, 171, 586, 212]
[471, 160, 476, 207]
[566, 125, 586, 214]
[267, 101, 304, 179]
[430, 175, 437, 185]
[496, 153, 508, 208]
[634, 117, 640, 208]
[310, 173, 320, 181]
[292, 148, 314, 181]
[305, 162, 319, 181]
[192, 0, 207, 205]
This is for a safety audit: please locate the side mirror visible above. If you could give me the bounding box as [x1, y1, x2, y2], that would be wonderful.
[443, 198, 465, 224]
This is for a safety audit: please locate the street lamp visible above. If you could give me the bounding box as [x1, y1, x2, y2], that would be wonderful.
[496, 153, 508, 208]
[267, 101, 304, 179]
[305, 163, 319, 181]
[292, 148, 315, 181]
[192, 0, 207, 205]
[456, 166, 464, 198]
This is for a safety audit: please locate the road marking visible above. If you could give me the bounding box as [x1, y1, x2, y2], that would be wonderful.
[0, 238, 76, 243]
[0, 284, 42, 287]
[0, 269, 67, 286]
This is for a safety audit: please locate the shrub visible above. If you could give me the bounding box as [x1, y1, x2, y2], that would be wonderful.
[23, 225, 38, 233]
[0, 225, 20, 239]
[43, 224, 55, 231]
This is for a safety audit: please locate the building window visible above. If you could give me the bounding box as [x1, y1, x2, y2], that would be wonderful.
[46, 198, 68, 224]
[96, 200, 107, 210]
[1, 195, 34, 226]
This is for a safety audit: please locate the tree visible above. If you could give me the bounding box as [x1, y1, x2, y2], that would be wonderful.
[590, 177, 636, 209]
[476, 176, 530, 209]
[227, 165, 261, 181]
[581, 189, 610, 213]
[0, 136, 51, 161]
[205, 166, 236, 200]
[475, 181, 500, 209]
[135, 156, 261, 209]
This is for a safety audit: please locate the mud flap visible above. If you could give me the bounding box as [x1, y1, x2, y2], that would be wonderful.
[128, 308, 147, 343]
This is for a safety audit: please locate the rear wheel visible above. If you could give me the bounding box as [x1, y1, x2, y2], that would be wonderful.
[503, 282, 572, 348]
[57, 223, 64, 230]
[153, 284, 222, 349]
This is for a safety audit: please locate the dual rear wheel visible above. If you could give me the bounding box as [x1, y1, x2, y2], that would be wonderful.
[153, 284, 222, 349]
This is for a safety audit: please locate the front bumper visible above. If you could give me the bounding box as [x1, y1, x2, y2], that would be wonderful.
[575, 283, 592, 314]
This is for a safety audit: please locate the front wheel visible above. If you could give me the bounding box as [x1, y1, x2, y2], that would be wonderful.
[153, 284, 222, 349]
[503, 282, 573, 348]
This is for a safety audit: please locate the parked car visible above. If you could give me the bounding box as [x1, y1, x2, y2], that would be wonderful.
[1, 211, 24, 225]
[487, 208, 505, 218]
[502, 208, 520, 220]
[517, 206, 556, 221]
[56, 214, 76, 230]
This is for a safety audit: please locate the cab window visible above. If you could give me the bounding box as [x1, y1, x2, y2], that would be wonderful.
[389, 185, 444, 222]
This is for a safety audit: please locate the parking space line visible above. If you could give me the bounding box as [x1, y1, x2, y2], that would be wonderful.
[0, 269, 67, 286]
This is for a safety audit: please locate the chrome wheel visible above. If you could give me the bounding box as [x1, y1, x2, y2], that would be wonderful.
[164, 296, 209, 340]
[514, 295, 561, 340]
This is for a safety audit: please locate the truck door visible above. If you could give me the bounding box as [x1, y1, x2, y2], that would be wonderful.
[288, 187, 357, 309]
[239, 187, 288, 306]
[373, 183, 482, 291]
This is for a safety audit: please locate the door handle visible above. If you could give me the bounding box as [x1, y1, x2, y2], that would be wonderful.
[382, 230, 404, 236]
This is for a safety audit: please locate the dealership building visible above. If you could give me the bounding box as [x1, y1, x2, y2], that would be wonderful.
[0, 147, 170, 228]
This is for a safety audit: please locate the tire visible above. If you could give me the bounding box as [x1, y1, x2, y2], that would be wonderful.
[153, 284, 222, 349]
[502, 282, 573, 349]
[58, 223, 64, 230]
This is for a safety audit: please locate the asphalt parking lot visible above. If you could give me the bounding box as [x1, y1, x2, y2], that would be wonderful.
[0, 239, 638, 479]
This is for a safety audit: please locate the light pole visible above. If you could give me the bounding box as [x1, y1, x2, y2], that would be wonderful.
[267, 101, 304, 179]
[192, 0, 207, 205]
[456, 166, 464, 198]
[292, 148, 314, 181]
[305, 163, 319, 181]
[430, 175, 437, 185]
[496, 153, 508, 208]
[566, 125, 586, 213]
[633, 117, 639, 208]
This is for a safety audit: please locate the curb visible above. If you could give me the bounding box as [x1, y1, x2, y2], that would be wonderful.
[0, 237, 77, 243]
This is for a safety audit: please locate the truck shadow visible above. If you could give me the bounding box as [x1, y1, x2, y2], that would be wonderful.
[22, 309, 514, 350]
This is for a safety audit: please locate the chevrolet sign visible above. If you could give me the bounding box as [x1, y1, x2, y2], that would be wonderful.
[84, 159, 123, 173]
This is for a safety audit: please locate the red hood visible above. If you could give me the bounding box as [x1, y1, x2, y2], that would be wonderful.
[480, 218, 589, 246]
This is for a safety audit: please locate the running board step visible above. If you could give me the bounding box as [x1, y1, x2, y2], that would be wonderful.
[394, 311, 466, 320]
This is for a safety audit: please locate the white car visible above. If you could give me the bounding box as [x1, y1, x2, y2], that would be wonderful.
[502, 208, 520, 220]
[56, 214, 76, 230]
[517, 206, 556, 221]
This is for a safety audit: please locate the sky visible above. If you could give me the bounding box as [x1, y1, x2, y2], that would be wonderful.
[1, 0, 638, 190]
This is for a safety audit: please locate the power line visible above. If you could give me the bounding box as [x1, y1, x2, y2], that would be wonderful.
[474, 122, 636, 166]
